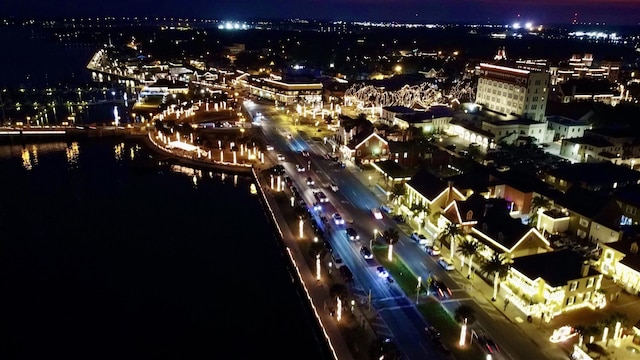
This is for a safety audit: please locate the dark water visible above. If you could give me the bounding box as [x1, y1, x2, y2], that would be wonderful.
[0, 140, 330, 360]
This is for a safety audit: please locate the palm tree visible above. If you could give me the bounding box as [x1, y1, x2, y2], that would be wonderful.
[382, 227, 400, 261]
[529, 195, 551, 227]
[411, 202, 430, 221]
[309, 241, 326, 260]
[454, 304, 477, 325]
[480, 253, 510, 301]
[457, 239, 480, 279]
[329, 283, 349, 301]
[438, 222, 462, 262]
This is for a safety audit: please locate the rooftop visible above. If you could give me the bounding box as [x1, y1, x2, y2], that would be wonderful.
[512, 249, 598, 287]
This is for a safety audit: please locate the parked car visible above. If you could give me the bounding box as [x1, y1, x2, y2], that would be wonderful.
[323, 240, 333, 252]
[426, 245, 441, 256]
[266, 144, 274, 151]
[438, 257, 455, 271]
[380, 203, 394, 213]
[295, 164, 306, 172]
[339, 266, 354, 282]
[411, 232, 432, 246]
[392, 214, 405, 223]
[277, 154, 285, 161]
[332, 212, 345, 225]
[331, 253, 344, 268]
[360, 246, 373, 259]
[345, 227, 360, 241]
[371, 207, 383, 220]
[330, 183, 339, 192]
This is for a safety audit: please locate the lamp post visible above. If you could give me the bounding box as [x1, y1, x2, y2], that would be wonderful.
[416, 276, 422, 304]
[316, 254, 321, 280]
[371, 229, 378, 249]
[459, 318, 467, 347]
[299, 219, 304, 239]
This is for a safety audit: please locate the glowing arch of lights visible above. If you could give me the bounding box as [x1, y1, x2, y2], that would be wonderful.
[344, 81, 475, 109]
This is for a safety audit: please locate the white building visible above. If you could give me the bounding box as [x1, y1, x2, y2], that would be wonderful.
[482, 117, 552, 145]
[546, 115, 591, 141]
[476, 63, 550, 122]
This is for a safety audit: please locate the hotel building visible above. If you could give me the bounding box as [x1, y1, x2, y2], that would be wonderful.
[476, 63, 550, 122]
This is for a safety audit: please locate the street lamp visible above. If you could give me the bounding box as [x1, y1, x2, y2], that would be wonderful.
[299, 219, 304, 239]
[416, 276, 422, 304]
[371, 229, 378, 249]
[459, 318, 468, 347]
[316, 254, 321, 280]
[368, 175, 372, 187]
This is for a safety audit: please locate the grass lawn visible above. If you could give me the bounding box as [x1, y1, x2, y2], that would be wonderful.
[373, 246, 487, 360]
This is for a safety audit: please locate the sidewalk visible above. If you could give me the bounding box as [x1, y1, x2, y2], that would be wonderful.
[254, 162, 357, 360]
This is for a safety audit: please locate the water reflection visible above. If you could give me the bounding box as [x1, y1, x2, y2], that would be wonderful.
[21, 148, 32, 171]
[66, 142, 80, 168]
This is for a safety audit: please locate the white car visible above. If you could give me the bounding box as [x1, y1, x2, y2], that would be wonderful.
[438, 257, 455, 271]
[266, 144, 274, 151]
[426, 245, 441, 256]
[295, 164, 306, 172]
[332, 212, 345, 225]
[411, 232, 430, 245]
[277, 154, 285, 161]
[330, 183, 339, 192]
[371, 207, 383, 220]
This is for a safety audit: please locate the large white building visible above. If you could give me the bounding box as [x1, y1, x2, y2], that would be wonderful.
[476, 63, 550, 122]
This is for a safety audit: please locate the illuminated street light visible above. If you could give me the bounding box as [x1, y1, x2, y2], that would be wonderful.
[336, 297, 342, 321]
[371, 229, 378, 249]
[416, 276, 422, 304]
[316, 254, 321, 280]
[459, 318, 467, 347]
[291, 196, 295, 207]
[299, 219, 304, 239]
[387, 243, 393, 262]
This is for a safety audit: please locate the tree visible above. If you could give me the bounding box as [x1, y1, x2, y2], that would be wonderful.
[382, 227, 400, 261]
[480, 253, 510, 301]
[308, 241, 326, 260]
[329, 283, 349, 300]
[454, 304, 476, 325]
[390, 183, 405, 204]
[410, 202, 430, 228]
[457, 239, 480, 279]
[529, 195, 552, 227]
[382, 228, 400, 246]
[437, 222, 461, 262]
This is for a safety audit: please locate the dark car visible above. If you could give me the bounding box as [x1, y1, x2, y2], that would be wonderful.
[339, 265, 353, 282]
[345, 227, 359, 241]
[426, 326, 441, 341]
[323, 240, 333, 252]
[430, 279, 452, 299]
[475, 332, 500, 354]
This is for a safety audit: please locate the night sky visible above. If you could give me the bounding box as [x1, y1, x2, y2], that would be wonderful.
[4, 0, 640, 25]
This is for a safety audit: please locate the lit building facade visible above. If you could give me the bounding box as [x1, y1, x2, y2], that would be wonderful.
[476, 63, 550, 121]
[246, 76, 323, 105]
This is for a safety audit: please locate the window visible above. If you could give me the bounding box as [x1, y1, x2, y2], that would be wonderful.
[357, 150, 361, 156]
[566, 296, 575, 306]
[570, 282, 578, 291]
[587, 278, 594, 288]
[584, 292, 591, 301]
[403, 152, 407, 158]
[627, 205, 637, 215]
[579, 218, 589, 227]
